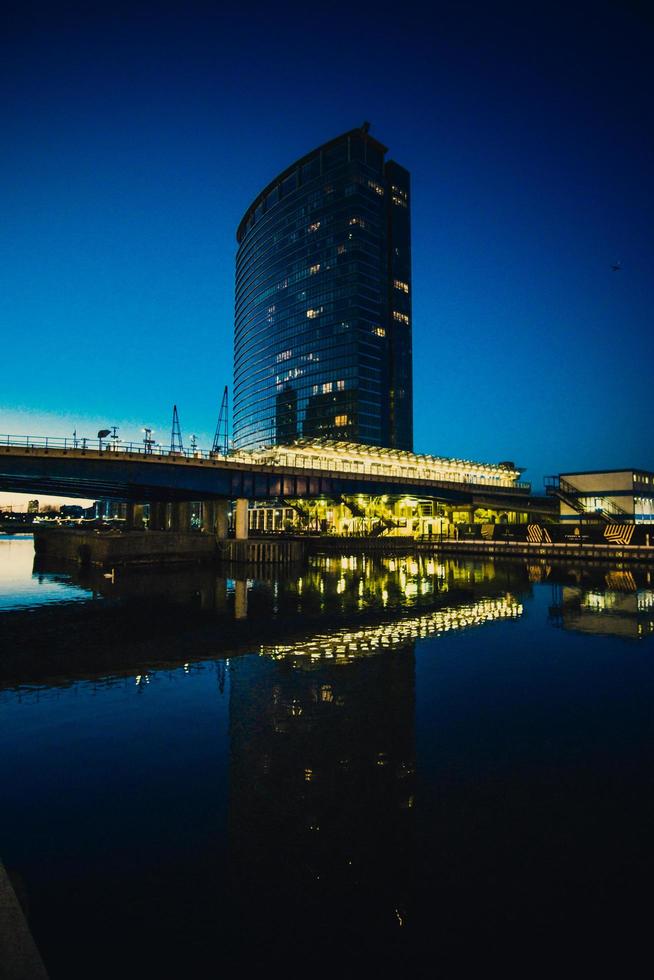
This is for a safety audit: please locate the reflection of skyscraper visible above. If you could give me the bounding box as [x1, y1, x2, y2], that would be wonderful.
[227, 645, 416, 954]
[234, 125, 413, 451]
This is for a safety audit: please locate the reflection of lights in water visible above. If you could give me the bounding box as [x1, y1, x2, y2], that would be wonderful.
[637, 590, 654, 611]
[261, 595, 522, 663]
[337, 577, 346, 594]
[297, 577, 303, 594]
[583, 592, 607, 611]
[382, 589, 389, 607]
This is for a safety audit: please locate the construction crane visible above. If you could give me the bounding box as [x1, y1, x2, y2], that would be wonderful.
[170, 405, 184, 454]
[212, 386, 229, 456]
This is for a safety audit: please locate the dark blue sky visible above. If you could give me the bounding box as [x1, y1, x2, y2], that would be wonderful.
[2, 1, 652, 489]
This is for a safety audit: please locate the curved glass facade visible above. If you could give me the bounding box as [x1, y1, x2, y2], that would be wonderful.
[234, 127, 413, 451]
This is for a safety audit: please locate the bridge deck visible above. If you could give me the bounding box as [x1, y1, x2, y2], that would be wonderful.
[0, 443, 552, 514]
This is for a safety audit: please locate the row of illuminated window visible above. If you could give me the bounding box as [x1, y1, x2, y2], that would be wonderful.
[240, 164, 388, 244]
[236, 258, 385, 328]
[236, 371, 385, 415]
[236, 238, 386, 310]
[235, 314, 384, 371]
[237, 197, 386, 271]
[238, 191, 386, 273]
[236, 295, 398, 352]
[235, 288, 384, 352]
[241, 327, 391, 382]
[236, 265, 384, 329]
[236, 343, 408, 407]
[233, 400, 383, 430]
[237, 341, 387, 394]
[233, 383, 384, 419]
[233, 401, 387, 432]
[235, 217, 386, 304]
[236, 250, 384, 312]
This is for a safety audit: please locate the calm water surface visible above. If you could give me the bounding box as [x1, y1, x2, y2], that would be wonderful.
[1, 536, 653, 973]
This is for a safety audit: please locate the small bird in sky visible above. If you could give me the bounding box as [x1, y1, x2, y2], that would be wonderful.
[611, 261, 621, 271]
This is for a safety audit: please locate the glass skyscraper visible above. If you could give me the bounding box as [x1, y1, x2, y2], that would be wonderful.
[233, 125, 413, 451]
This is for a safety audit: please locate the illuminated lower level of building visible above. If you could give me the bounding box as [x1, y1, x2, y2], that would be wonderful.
[238, 437, 530, 535]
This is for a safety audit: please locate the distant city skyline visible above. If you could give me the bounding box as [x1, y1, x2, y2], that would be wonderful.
[2, 1, 652, 510]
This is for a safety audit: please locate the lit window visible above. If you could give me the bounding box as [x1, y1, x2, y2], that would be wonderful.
[393, 311, 409, 324]
[276, 349, 292, 362]
[307, 221, 321, 233]
[349, 216, 366, 227]
[309, 263, 320, 274]
[337, 244, 346, 254]
[391, 185, 408, 207]
[335, 415, 349, 426]
[312, 384, 319, 395]
[373, 326, 386, 337]
[367, 179, 384, 196]
[394, 279, 409, 293]
[322, 382, 333, 394]
[306, 307, 323, 318]
[336, 379, 345, 390]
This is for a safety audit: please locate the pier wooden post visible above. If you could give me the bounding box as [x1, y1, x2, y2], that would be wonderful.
[235, 578, 248, 619]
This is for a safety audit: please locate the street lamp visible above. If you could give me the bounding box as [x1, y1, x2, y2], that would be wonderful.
[97, 428, 111, 451]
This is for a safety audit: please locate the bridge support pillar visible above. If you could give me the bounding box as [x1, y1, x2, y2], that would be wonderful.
[170, 501, 192, 532]
[149, 502, 168, 531]
[235, 498, 249, 540]
[201, 500, 216, 533]
[125, 503, 145, 530]
[201, 500, 229, 538]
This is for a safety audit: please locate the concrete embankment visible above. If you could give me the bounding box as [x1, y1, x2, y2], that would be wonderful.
[33, 528, 303, 568]
[0, 861, 49, 979]
[307, 534, 654, 564]
[32, 526, 654, 567]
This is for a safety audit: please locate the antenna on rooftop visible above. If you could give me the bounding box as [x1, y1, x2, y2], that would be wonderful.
[170, 405, 184, 453]
[212, 386, 229, 456]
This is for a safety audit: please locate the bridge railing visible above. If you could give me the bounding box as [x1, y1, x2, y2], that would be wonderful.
[0, 432, 222, 460]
